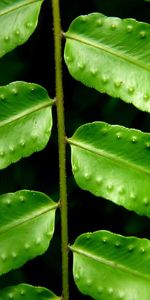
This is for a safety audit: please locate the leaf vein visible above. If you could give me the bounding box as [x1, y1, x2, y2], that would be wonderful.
[65, 33, 150, 72]
[0, 203, 58, 236]
[71, 247, 150, 281]
[68, 138, 150, 177]
[0, 0, 42, 17]
[0, 99, 54, 128]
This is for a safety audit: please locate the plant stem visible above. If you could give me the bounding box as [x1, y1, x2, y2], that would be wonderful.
[51, 1, 69, 299]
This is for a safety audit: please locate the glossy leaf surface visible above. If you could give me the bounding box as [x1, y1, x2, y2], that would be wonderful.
[0, 190, 57, 275]
[0, 284, 60, 300]
[0, 0, 43, 58]
[71, 230, 150, 300]
[64, 13, 150, 112]
[0, 81, 53, 169]
[68, 122, 150, 217]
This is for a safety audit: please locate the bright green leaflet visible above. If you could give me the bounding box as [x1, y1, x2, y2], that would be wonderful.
[0, 190, 58, 275]
[0, 81, 53, 169]
[68, 121, 150, 217]
[0, 284, 60, 300]
[0, 0, 43, 58]
[71, 230, 150, 300]
[64, 13, 150, 113]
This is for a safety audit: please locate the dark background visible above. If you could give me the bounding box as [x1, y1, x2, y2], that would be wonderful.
[0, 0, 149, 299]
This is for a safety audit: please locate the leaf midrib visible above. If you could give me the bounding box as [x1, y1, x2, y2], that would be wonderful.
[0, 0, 42, 17]
[65, 33, 150, 72]
[0, 99, 53, 128]
[0, 202, 58, 236]
[68, 138, 150, 177]
[71, 246, 150, 281]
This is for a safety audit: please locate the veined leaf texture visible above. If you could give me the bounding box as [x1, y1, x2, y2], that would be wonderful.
[68, 122, 150, 217]
[64, 13, 150, 112]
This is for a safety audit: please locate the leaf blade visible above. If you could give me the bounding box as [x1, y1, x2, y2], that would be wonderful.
[68, 122, 150, 217]
[71, 230, 150, 300]
[0, 284, 60, 300]
[0, 81, 53, 169]
[64, 13, 150, 112]
[0, 0, 43, 57]
[0, 190, 58, 275]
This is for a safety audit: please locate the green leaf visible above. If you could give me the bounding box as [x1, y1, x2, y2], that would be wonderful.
[0, 190, 58, 275]
[68, 121, 150, 217]
[0, 284, 60, 300]
[71, 230, 150, 300]
[0, 0, 43, 58]
[0, 81, 53, 170]
[64, 13, 150, 113]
